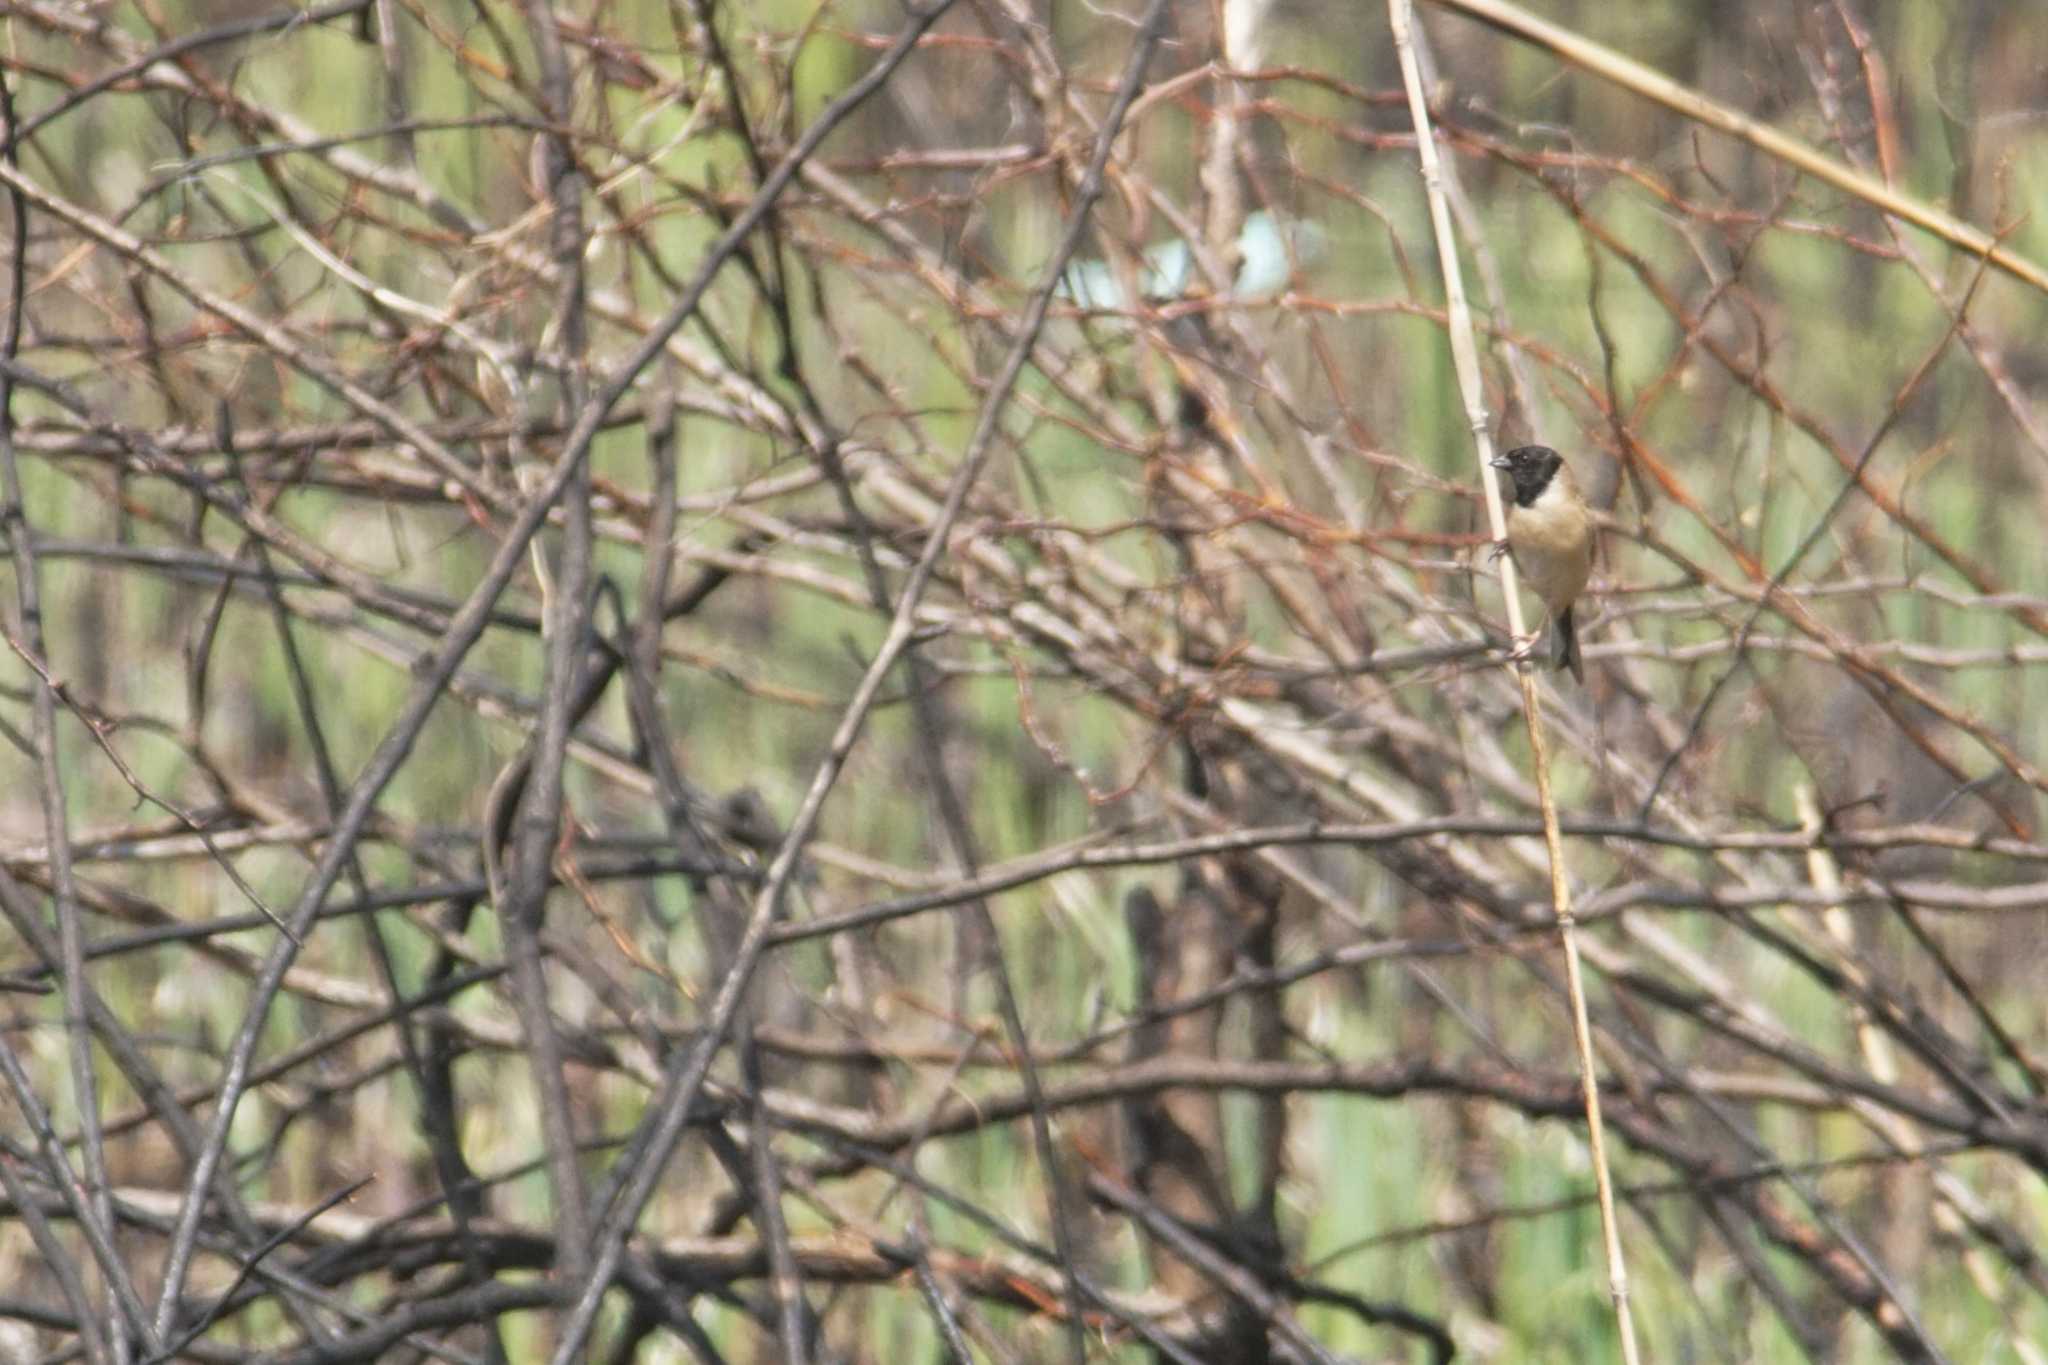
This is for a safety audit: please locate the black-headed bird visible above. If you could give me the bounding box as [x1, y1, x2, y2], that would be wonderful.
[1491, 444, 1593, 683]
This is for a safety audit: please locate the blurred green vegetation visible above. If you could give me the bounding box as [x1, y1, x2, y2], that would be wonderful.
[3, 0, 2046, 1361]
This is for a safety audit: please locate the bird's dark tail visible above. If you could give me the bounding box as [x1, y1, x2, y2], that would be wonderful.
[1554, 606, 1584, 684]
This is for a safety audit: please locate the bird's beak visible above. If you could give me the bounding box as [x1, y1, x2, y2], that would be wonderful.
[1489, 455, 1511, 470]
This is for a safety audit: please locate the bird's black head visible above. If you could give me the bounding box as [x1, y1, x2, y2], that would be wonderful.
[1490, 444, 1563, 508]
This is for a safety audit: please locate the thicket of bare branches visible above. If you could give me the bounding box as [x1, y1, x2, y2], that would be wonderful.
[1, 0, 2045, 1361]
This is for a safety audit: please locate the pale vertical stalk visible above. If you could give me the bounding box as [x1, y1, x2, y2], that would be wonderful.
[1202, 0, 1272, 265]
[1794, 784, 2026, 1355]
[1387, 2, 1643, 1360]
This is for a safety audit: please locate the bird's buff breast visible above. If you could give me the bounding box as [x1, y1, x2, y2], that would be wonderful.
[1507, 497, 1591, 606]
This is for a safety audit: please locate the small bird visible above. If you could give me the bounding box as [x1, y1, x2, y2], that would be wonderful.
[1491, 445, 1593, 683]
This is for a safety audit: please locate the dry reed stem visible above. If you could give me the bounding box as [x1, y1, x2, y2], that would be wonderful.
[1390, 2, 1644, 1361]
[1424, 0, 2048, 298]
